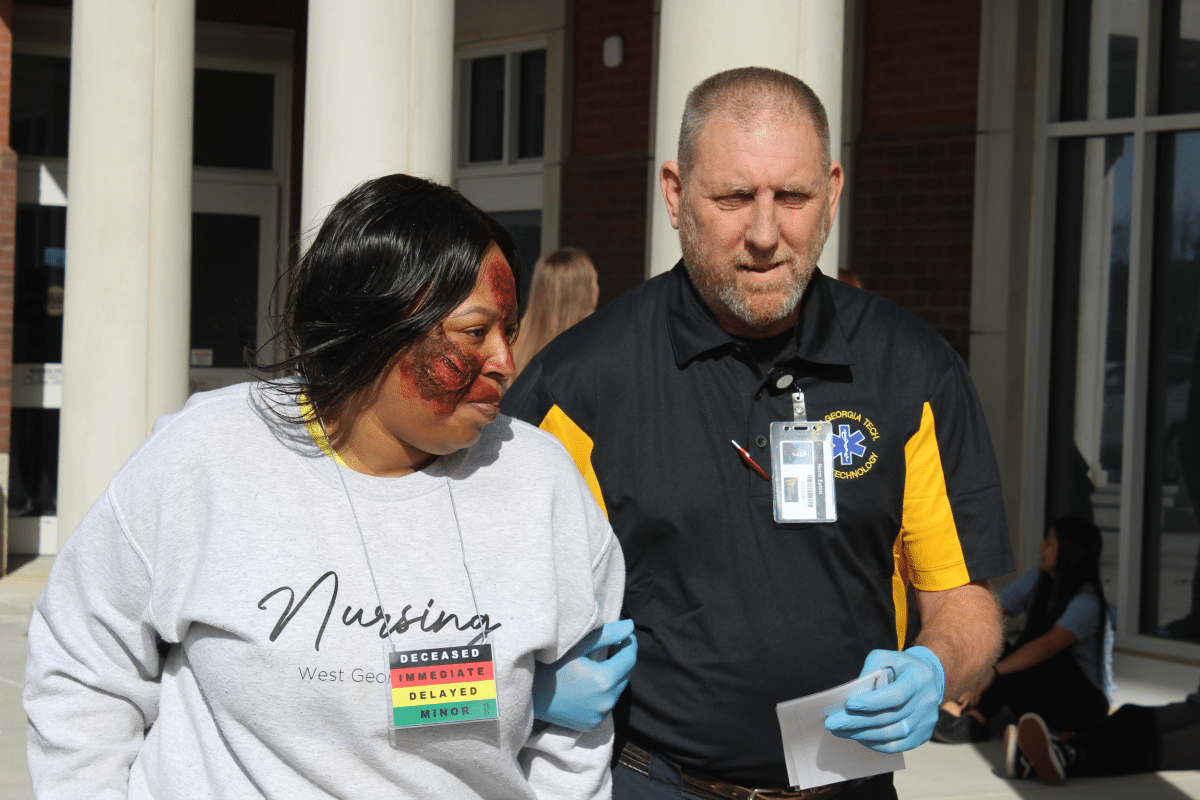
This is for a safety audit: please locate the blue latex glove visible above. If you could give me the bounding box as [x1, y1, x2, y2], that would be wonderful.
[532, 619, 638, 731]
[823, 645, 945, 753]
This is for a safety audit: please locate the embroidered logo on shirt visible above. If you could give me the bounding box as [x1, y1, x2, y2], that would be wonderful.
[824, 410, 880, 480]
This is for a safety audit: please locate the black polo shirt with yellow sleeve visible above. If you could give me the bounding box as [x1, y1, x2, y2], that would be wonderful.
[501, 261, 1014, 788]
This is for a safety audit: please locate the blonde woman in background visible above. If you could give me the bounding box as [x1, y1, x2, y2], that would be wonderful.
[511, 247, 599, 381]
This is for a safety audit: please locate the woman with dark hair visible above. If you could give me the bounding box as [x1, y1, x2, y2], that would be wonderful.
[933, 516, 1113, 743]
[23, 174, 627, 798]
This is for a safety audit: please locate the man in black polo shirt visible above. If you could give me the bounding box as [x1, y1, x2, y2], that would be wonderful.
[502, 67, 1014, 800]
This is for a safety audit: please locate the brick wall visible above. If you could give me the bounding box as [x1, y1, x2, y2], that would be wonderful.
[850, 0, 981, 358]
[560, 0, 654, 306]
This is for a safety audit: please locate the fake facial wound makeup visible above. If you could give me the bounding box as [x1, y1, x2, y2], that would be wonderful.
[401, 249, 516, 419]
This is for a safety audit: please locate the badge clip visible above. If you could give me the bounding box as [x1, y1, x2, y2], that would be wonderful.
[769, 388, 838, 523]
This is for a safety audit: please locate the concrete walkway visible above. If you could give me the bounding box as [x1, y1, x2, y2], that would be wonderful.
[1, 555, 50, 800]
[895, 650, 1200, 800]
[1, 555, 1198, 799]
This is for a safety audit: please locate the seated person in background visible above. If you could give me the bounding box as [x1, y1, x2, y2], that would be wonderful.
[934, 517, 1113, 743]
[511, 247, 599, 383]
[1008, 678, 1200, 785]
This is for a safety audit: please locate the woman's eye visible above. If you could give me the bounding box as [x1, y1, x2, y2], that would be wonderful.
[505, 325, 519, 344]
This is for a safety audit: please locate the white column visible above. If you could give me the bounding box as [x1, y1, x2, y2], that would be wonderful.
[797, 0, 847, 276]
[57, 0, 194, 547]
[647, 0, 847, 277]
[301, 0, 455, 240]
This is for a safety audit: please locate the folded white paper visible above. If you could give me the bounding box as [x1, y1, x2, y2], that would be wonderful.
[775, 669, 905, 790]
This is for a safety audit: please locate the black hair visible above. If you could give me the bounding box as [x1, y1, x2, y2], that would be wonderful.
[1018, 517, 1109, 670]
[253, 173, 519, 421]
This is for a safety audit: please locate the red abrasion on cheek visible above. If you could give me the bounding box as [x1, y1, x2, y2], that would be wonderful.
[404, 329, 483, 414]
[485, 250, 518, 321]
[479, 252, 518, 380]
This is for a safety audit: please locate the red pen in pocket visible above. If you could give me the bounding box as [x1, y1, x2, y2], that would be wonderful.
[730, 439, 770, 482]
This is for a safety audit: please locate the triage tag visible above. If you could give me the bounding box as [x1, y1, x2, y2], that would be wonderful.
[769, 389, 837, 523]
[388, 641, 499, 728]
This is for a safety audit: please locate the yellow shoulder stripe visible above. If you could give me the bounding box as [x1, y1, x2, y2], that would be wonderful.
[891, 535, 910, 649]
[893, 401, 972, 646]
[538, 404, 609, 519]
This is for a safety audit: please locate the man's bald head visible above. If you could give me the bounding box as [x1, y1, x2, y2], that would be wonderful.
[676, 67, 831, 189]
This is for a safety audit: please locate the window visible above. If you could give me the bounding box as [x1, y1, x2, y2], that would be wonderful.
[454, 40, 551, 307]
[11, 56, 279, 170]
[460, 46, 546, 166]
[1039, 0, 1200, 656]
[193, 68, 276, 170]
[10, 54, 70, 157]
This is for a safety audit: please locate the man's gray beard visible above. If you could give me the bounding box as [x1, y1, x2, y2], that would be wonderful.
[679, 197, 831, 332]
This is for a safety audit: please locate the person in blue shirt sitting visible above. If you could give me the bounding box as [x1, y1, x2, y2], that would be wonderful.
[934, 516, 1113, 743]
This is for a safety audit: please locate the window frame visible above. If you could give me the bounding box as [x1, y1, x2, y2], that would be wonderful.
[1026, 0, 1200, 661]
[453, 37, 549, 173]
[452, 37, 550, 217]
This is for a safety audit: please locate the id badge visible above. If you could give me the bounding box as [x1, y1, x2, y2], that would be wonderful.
[769, 421, 837, 523]
[387, 640, 499, 728]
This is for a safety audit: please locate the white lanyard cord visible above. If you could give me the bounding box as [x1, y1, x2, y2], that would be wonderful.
[442, 476, 489, 646]
[319, 420, 488, 651]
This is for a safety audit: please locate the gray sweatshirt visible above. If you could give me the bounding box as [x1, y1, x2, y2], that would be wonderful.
[24, 382, 624, 799]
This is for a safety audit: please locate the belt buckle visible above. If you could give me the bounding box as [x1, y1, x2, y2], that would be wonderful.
[616, 739, 837, 800]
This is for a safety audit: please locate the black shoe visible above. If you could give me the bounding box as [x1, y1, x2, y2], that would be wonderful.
[1159, 614, 1200, 642]
[1017, 712, 1072, 786]
[930, 708, 955, 742]
[931, 708, 989, 744]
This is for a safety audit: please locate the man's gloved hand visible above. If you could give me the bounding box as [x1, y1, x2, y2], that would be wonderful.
[823, 645, 945, 753]
[532, 619, 638, 731]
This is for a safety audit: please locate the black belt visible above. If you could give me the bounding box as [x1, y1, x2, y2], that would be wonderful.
[614, 739, 842, 800]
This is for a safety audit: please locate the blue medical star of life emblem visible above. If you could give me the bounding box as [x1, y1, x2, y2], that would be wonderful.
[833, 424, 867, 466]
[823, 410, 880, 480]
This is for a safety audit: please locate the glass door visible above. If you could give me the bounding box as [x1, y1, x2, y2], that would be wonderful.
[8, 49, 70, 556]
[9, 198, 66, 555]
[189, 180, 281, 394]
